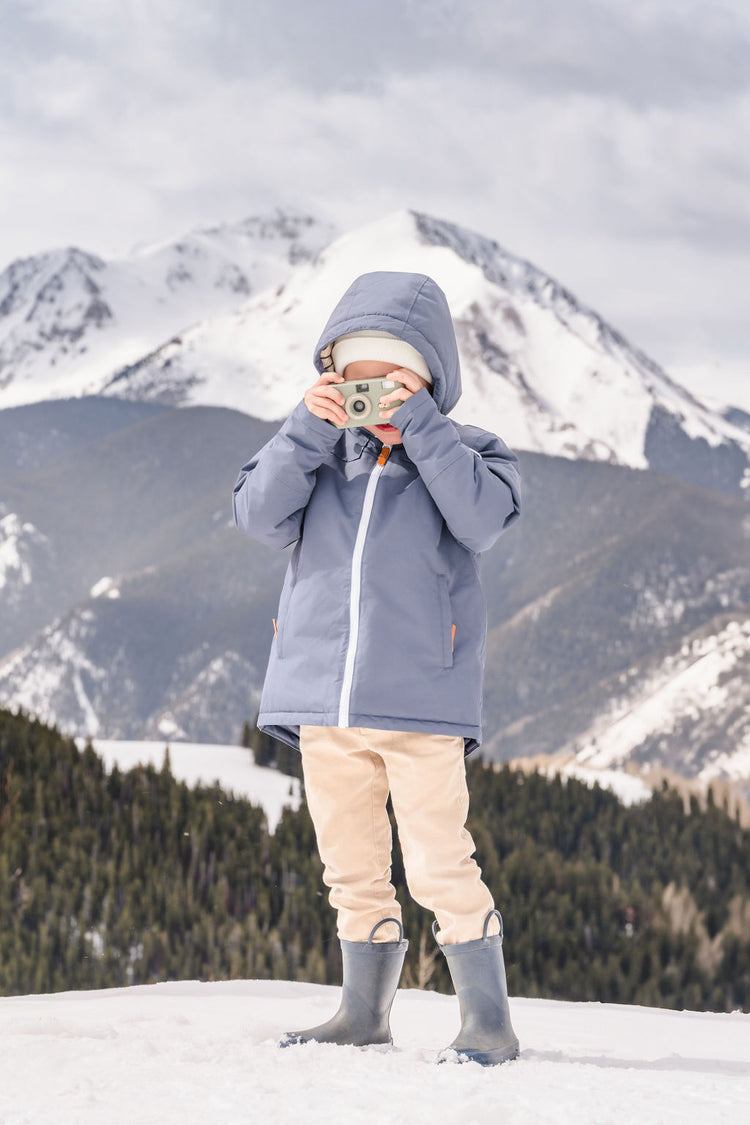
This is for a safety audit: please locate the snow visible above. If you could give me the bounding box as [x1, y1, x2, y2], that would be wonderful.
[0, 612, 107, 738]
[0, 509, 44, 591]
[89, 739, 301, 831]
[543, 763, 652, 807]
[573, 620, 750, 771]
[0, 211, 335, 411]
[700, 740, 750, 788]
[0, 979, 747, 1124]
[89, 576, 121, 599]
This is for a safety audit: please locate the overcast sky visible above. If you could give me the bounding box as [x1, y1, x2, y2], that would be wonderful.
[1, 0, 748, 405]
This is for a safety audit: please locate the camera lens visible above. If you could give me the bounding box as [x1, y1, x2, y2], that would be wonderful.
[347, 395, 370, 419]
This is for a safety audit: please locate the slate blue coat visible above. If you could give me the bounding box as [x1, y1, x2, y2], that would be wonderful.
[232, 271, 521, 754]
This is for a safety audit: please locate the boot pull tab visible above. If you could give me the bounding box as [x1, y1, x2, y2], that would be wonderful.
[483, 908, 504, 942]
[431, 909, 505, 946]
[368, 916, 404, 944]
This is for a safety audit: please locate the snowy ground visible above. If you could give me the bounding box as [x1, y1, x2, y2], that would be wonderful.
[1, 980, 748, 1124]
[87, 739, 301, 831]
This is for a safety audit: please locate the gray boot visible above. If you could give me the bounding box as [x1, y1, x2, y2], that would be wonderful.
[435, 909, 520, 1066]
[279, 918, 408, 1048]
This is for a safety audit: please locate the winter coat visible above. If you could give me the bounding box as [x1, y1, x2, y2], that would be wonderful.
[232, 271, 521, 754]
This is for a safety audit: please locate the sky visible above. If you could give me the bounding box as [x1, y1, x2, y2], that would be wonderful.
[1, 0, 748, 407]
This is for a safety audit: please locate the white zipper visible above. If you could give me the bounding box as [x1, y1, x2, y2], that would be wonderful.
[338, 446, 391, 727]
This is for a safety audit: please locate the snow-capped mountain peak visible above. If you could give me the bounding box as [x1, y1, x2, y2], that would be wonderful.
[94, 207, 749, 491]
[2, 208, 748, 493]
[0, 208, 336, 410]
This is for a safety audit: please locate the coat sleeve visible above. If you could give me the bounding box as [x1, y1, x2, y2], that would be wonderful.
[232, 400, 344, 549]
[390, 388, 521, 554]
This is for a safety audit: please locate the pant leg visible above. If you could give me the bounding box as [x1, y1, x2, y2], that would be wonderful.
[299, 725, 402, 943]
[367, 728, 499, 945]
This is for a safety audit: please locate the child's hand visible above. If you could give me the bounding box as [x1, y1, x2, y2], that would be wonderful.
[304, 371, 348, 426]
[377, 368, 430, 421]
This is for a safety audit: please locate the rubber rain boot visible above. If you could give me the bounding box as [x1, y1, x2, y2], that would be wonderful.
[279, 918, 408, 1048]
[435, 909, 520, 1066]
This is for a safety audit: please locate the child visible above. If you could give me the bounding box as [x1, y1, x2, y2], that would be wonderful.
[232, 270, 521, 1065]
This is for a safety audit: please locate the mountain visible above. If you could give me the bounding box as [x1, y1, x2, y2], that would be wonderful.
[1, 208, 749, 798]
[1, 399, 748, 798]
[87, 209, 750, 497]
[2, 209, 748, 496]
[0, 398, 279, 700]
[477, 450, 750, 796]
[0, 209, 336, 409]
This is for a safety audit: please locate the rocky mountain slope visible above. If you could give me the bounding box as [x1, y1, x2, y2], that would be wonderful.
[1, 399, 748, 796]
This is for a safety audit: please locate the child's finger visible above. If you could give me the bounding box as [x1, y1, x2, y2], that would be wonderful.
[317, 385, 346, 406]
[390, 368, 422, 391]
[379, 388, 411, 407]
[319, 403, 347, 424]
[305, 390, 347, 424]
[313, 403, 347, 424]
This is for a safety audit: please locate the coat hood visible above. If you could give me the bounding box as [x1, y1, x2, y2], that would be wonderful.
[314, 271, 462, 414]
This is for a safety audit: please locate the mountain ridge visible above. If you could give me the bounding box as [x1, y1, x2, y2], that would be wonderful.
[1, 207, 748, 494]
[0, 208, 335, 408]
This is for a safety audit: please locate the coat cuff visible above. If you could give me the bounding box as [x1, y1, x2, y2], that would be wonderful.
[389, 388, 462, 474]
[389, 386, 436, 431]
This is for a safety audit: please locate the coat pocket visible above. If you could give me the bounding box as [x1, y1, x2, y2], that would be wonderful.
[437, 574, 455, 669]
[273, 590, 290, 659]
[274, 543, 301, 659]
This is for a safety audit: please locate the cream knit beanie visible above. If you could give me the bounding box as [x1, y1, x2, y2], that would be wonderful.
[331, 330, 432, 383]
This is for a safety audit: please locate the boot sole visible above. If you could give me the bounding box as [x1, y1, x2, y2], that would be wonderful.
[279, 1033, 393, 1048]
[438, 1039, 520, 1067]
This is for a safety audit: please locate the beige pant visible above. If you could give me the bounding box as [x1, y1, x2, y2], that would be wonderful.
[299, 725, 499, 945]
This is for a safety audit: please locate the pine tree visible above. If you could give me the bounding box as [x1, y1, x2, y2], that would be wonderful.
[2, 706, 750, 1011]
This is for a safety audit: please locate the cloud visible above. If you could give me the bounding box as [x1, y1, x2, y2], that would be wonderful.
[0, 0, 748, 403]
[456, 0, 750, 108]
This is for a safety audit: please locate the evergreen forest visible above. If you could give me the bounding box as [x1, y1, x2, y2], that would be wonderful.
[1, 706, 749, 1012]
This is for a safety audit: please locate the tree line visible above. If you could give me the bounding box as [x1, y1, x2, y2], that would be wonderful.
[1, 706, 749, 1011]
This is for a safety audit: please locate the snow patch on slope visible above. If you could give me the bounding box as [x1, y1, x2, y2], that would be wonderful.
[86, 739, 300, 832]
[572, 619, 750, 772]
[0, 608, 106, 736]
[0, 507, 48, 594]
[538, 763, 652, 806]
[90, 575, 121, 599]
